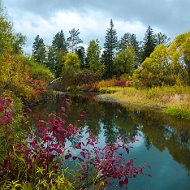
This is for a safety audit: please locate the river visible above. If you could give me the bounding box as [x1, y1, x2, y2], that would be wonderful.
[29, 94, 190, 190]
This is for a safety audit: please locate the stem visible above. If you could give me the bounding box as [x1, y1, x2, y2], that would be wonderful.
[75, 175, 105, 190]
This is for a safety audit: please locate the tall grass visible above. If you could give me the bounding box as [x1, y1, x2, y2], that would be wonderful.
[99, 86, 190, 119]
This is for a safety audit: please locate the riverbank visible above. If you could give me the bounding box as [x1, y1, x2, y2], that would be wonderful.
[97, 86, 190, 120]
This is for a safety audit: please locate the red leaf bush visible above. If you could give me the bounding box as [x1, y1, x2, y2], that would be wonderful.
[0, 96, 149, 189]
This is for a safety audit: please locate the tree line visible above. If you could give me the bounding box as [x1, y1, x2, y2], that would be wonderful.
[32, 19, 171, 80]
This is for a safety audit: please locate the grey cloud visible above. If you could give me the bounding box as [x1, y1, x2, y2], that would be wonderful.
[4, 0, 190, 38]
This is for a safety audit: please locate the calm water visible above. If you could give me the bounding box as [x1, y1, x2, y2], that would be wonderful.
[29, 94, 190, 190]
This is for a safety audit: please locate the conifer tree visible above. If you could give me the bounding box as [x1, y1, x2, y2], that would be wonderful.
[141, 26, 156, 63]
[67, 28, 83, 53]
[52, 30, 67, 52]
[103, 19, 118, 78]
[32, 35, 46, 64]
[47, 30, 67, 77]
[76, 46, 86, 69]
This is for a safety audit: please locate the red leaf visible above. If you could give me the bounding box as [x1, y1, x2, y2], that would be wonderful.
[72, 156, 77, 160]
[3, 156, 10, 169]
[68, 123, 74, 128]
[65, 154, 72, 159]
[61, 107, 66, 112]
[56, 148, 63, 154]
[123, 177, 128, 184]
[78, 157, 84, 162]
[76, 119, 82, 123]
[119, 181, 124, 187]
[75, 142, 82, 149]
[0, 106, 4, 112]
[125, 148, 129, 153]
[80, 151, 86, 158]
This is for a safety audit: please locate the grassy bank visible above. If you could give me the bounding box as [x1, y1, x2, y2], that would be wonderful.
[99, 86, 190, 120]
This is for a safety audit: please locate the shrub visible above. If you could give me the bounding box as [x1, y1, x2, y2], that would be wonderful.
[28, 59, 55, 84]
[0, 97, 148, 189]
[114, 79, 126, 87]
[97, 78, 129, 88]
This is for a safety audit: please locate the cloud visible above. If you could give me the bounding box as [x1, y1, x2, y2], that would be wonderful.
[3, 0, 190, 53]
[4, 0, 190, 35]
[7, 7, 151, 53]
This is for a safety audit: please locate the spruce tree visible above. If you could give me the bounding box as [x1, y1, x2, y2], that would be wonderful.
[32, 35, 46, 64]
[46, 46, 56, 73]
[47, 30, 67, 77]
[52, 30, 67, 52]
[103, 19, 118, 78]
[141, 26, 156, 63]
[76, 46, 86, 69]
[130, 34, 140, 66]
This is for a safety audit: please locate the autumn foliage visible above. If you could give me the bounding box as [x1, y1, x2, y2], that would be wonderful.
[0, 97, 148, 189]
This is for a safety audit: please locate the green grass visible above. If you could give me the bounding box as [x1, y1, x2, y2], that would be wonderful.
[99, 86, 190, 120]
[165, 107, 190, 120]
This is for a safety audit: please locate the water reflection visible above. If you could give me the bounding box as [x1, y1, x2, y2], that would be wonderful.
[29, 94, 190, 190]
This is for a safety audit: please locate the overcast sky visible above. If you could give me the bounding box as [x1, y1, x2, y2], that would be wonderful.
[2, 0, 190, 53]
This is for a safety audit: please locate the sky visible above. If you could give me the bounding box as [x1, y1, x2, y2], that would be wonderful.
[2, 0, 190, 54]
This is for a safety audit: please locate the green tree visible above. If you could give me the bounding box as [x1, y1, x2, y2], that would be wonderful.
[103, 19, 118, 78]
[131, 34, 140, 65]
[155, 32, 170, 46]
[61, 53, 81, 89]
[168, 32, 190, 83]
[32, 35, 46, 64]
[48, 30, 67, 77]
[67, 28, 83, 53]
[12, 33, 26, 54]
[119, 33, 140, 66]
[63, 53, 81, 70]
[46, 45, 56, 73]
[118, 33, 131, 51]
[0, 14, 13, 55]
[76, 46, 86, 69]
[52, 30, 67, 52]
[114, 46, 137, 76]
[133, 44, 188, 87]
[141, 26, 156, 63]
[87, 39, 104, 75]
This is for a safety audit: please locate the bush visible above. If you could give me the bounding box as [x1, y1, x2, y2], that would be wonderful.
[97, 78, 129, 88]
[29, 59, 55, 84]
[114, 79, 126, 87]
[61, 69, 101, 91]
[0, 97, 147, 189]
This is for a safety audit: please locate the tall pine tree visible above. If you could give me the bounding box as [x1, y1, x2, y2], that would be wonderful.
[32, 35, 46, 64]
[141, 26, 156, 63]
[76, 46, 86, 69]
[103, 19, 118, 78]
[47, 30, 67, 77]
[67, 28, 83, 53]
